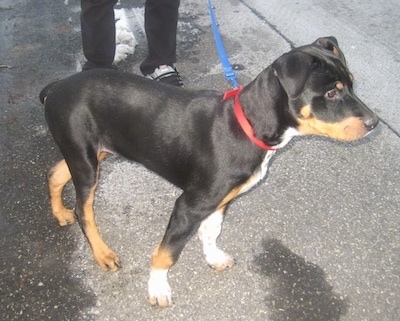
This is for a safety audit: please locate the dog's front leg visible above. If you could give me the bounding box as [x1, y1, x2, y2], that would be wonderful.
[148, 193, 207, 307]
[198, 207, 235, 271]
[148, 245, 173, 308]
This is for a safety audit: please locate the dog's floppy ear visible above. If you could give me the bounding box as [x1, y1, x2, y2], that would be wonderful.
[272, 51, 313, 100]
[313, 36, 347, 65]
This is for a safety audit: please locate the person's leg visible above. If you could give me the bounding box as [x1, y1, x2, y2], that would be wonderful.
[140, 0, 180, 75]
[81, 0, 118, 70]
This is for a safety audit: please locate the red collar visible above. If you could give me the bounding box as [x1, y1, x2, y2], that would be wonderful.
[223, 86, 276, 151]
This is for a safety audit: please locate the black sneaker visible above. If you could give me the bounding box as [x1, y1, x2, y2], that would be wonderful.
[146, 65, 184, 87]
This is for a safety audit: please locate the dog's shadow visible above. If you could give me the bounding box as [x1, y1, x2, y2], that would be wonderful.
[254, 238, 349, 321]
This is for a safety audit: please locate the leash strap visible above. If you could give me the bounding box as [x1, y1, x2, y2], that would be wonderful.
[210, 1, 273, 151]
[223, 87, 276, 151]
[208, 0, 239, 88]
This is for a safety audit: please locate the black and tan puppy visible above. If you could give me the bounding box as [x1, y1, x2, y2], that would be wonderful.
[40, 37, 378, 307]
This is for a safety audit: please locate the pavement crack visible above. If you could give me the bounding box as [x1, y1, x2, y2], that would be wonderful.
[239, 0, 295, 48]
[377, 116, 400, 140]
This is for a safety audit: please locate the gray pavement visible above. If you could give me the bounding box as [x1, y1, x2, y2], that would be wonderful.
[1, 0, 399, 320]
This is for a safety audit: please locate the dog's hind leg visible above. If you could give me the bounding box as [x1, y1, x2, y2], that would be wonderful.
[198, 207, 235, 271]
[48, 159, 75, 226]
[47, 152, 108, 227]
[69, 151, 120, 271]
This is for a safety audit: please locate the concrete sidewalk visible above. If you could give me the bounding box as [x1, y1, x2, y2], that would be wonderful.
[1, 0, 399, 320]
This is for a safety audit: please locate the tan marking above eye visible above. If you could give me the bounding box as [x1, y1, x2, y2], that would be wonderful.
[336, 82, 344, 90]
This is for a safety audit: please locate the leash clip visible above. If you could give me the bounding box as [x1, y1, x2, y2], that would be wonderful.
[208, 0, 239, 89]
[223, 86, 243, 100]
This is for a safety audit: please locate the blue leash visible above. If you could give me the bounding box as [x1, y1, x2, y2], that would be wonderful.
[207, 0, 239, 88]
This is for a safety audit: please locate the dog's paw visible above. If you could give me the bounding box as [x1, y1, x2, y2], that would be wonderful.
[205, 249, 235, 272]
[94, 248, 121, 272]
[53, 208, 76, 226]
[148, 270, 172, 308]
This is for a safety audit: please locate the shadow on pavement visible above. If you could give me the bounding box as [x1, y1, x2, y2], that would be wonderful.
[254, 238, 349, 321]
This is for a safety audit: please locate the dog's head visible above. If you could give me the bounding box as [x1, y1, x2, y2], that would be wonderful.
[273, 37, 378, 141]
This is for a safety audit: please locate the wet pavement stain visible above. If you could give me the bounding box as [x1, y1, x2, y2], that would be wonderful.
[254, 239, 349, 321]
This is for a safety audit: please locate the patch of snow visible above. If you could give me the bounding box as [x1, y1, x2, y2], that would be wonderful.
[114, 9, 137, 64]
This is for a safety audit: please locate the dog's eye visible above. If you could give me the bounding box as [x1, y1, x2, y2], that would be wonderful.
[325, 89, 337, 99]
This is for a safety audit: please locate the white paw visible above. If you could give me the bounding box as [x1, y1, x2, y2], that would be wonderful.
[205, 248, 235, 272]
[148, 269, 172, 308]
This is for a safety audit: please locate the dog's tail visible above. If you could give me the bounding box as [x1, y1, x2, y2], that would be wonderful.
[39, 81, 58, 105]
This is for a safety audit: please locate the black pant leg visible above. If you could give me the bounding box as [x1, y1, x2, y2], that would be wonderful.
[81, 0, 118, 67]
[140, 0, 181, 75]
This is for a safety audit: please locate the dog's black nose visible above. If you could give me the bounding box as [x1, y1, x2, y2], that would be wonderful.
[364, 116, 379, 131]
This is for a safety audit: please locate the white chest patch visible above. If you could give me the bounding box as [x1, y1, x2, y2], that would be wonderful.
[238, 150, 275, 195]
[237, 127, 298, 196]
